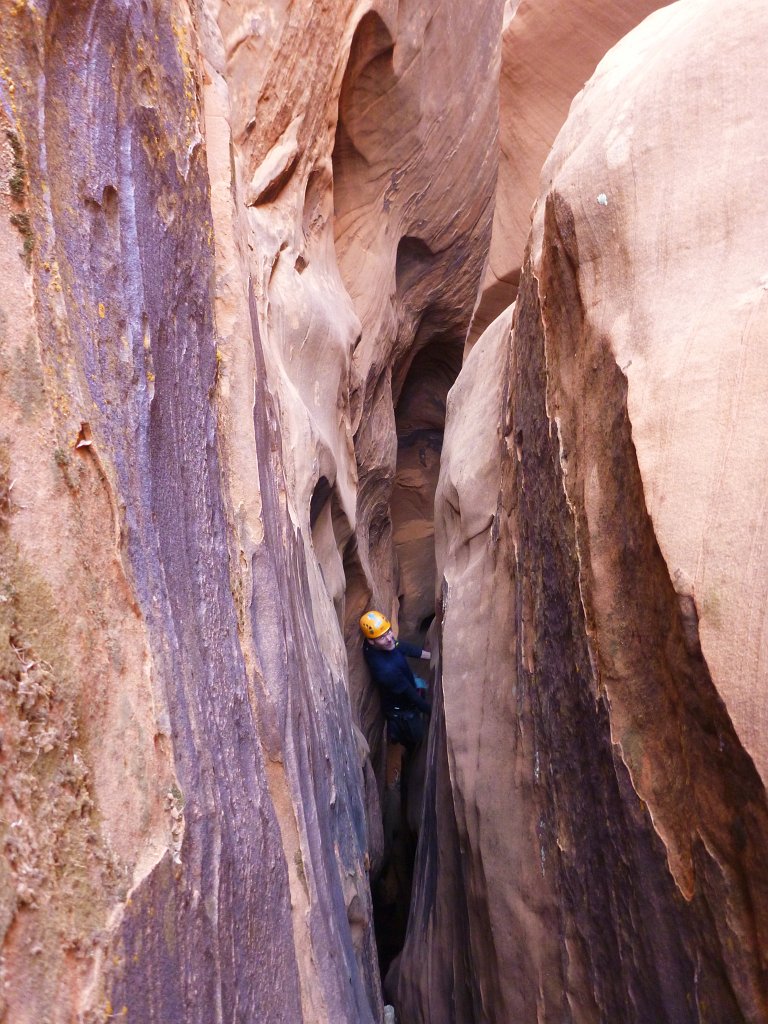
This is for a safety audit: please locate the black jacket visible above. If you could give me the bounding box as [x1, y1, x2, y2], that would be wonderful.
[363, 639, 430, 718]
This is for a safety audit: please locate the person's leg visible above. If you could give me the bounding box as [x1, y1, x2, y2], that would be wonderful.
[385, 740, 405, 791]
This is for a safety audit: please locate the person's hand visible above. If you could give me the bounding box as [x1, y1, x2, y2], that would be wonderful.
[420, 649, 431, 660]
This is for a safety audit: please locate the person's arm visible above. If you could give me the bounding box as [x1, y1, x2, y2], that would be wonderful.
[397, 639, 430, 660]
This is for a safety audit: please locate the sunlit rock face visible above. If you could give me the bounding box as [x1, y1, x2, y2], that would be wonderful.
[1, 0, 500, 1020]
[398, 1, 768, 1022]
[470, 0, 667, 343]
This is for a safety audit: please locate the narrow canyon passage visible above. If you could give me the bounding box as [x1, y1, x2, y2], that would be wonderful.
[2, 2, 768, 1023]
[368, 337, 463, 985]
[392, 341, 463, 641]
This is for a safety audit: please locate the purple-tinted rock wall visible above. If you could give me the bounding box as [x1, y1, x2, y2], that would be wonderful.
[2, 1, 380, 1020]
[17, 3, 304, 1020]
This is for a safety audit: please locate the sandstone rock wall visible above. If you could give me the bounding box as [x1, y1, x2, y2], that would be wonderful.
[397, 1, 768, 1021]
[470, 0, 667, 343]
[0, 0, 500, 1020]
[10, 0, 766, 1021]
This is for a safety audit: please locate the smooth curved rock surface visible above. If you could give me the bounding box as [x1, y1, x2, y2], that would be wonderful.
[392, 307, 516, 1023]
[537, 0, 768, 789]
[398, 2, 768, 1022]
[470, 0, 666, 343]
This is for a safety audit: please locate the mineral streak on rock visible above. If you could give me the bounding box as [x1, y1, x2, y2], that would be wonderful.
[2, 1, 310, 1021]
[398, 1, 768, 1021]
[1, 0, 373, 1020]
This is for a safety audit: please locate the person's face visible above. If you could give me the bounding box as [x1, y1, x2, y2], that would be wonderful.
[372, 628, 395, 650]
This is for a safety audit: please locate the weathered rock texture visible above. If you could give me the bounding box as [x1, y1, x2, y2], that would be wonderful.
[470, 0, 667, 343]
[1, 0, 500, 1020]
[396, 1, 768, 1021]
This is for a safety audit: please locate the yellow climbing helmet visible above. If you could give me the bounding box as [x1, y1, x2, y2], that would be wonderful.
[359, 610, 391, 639]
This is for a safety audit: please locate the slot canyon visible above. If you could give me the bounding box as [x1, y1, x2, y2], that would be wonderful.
[1, 0, 768, 1021]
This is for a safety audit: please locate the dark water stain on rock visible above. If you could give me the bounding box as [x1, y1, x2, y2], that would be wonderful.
[19, 3, 305, 1021]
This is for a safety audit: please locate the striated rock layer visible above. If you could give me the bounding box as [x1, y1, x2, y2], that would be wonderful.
[0, 0, 500, 1022]
[397, 1, 768, 1022]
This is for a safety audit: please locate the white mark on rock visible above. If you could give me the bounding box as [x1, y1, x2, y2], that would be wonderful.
[597, 193, 608, 207]
[605, 107, 634, 169]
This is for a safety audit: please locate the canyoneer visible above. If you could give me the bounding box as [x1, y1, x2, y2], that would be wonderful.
[360, 610, 431, 750]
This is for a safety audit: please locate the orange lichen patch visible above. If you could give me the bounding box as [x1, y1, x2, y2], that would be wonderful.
[170, 15, 201, 146]
[1, 66, 16, 104]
